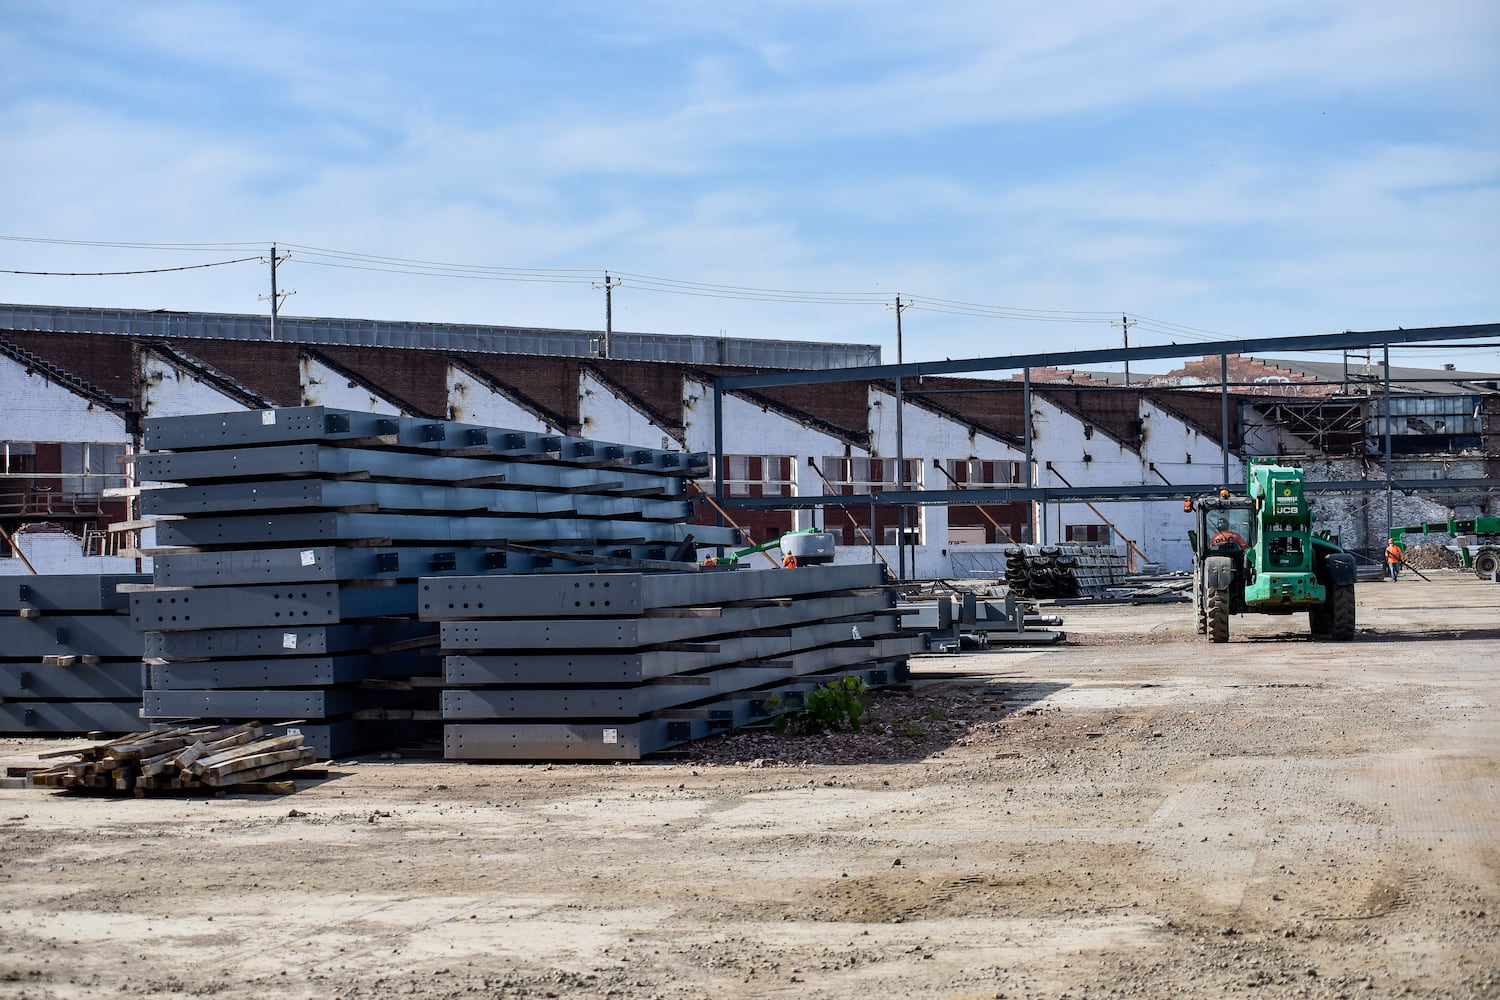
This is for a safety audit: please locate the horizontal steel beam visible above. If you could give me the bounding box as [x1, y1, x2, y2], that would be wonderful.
[129, 583, 419, 632]
[442, 639, 924, 720]
[420, 563, 887, 620]
[0, 574, 148, 612]
[143, 621, 434, 661]
[717, 322, 1500, 389]
[0, 661, 143, 700]
[0, 700, 143, 735]
[440, 593, 894, 650]
[143, 686, 428, 721]
[143, 406, 709, 475]
[0, 615, 144, 658]
[259, 719, 437, 759]
[136, 444, 687, 497]
[443, 663, 903, 760]
[722, 478, 1500, 509]
[154, 511, 739, 548]
[141, 478, 691, 521]
[444, 620, 905, 684]
[147, 652, 426, 690]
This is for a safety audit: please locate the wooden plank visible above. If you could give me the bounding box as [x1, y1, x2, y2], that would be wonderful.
[201, 748, 315, 785]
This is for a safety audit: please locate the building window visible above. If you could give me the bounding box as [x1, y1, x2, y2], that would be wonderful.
[720, 455, 794, 497]
[1065, 524, 1113, 545]
[60, 442, 129, 496]
[941, 458, 1020, 488]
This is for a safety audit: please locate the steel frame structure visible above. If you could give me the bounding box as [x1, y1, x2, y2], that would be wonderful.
[710, 323, 1500, 518]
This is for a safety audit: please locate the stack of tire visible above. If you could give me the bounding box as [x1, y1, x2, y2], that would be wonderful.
[1002, 544, 1129, 599]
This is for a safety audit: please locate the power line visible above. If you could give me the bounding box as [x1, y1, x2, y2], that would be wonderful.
[0, 256, 263, 276]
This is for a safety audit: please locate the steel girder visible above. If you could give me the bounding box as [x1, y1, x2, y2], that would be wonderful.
[149, 544, 686, 586]
[443, 663, 902, 761]
[154, 511, 738, 548]
[0, 701, 144, 735]
[0, 661, 144, 700]
[136, 444, 689, 496]
[142, 686, 428, 720]
[443, 618, 904, 685]
[440, 593, 894, 650]
[143, 406, 709, 475]
[129, 583, 419, 632]
[0, 615, 144, 658]
[258, 719, 437, 759]
[143, 621, 435, 661]
[442, 638, 924, 720]
[419, 563, 887, 620]
[147, 652, 425, 690]
[0, 574, 148, 612]
[141, 478, 692, 521]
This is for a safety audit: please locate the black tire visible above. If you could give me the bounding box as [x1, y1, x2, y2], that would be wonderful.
[1330, 583, 1356, 641]
[1309, 601, 1332, 637]
[1474, 549, 1499, 579]
[1208, 588, 1229, 643]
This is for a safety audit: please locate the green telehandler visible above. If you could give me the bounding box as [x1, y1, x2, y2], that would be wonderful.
[1186, 460, 1357, 642]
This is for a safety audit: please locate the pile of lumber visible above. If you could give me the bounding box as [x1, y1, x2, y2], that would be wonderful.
[25, 723, 316, 796]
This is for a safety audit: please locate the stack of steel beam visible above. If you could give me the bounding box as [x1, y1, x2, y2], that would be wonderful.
[131, 406, 736, 757]
[421, 564, 921, 760]
[0, 574, 149, 734]
[1002, 543, 1129, 599]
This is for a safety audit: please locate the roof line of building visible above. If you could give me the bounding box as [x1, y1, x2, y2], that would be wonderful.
[0, 334, 129, 412]
[142, 340, 279, 410]
[0, 302, 880, 371]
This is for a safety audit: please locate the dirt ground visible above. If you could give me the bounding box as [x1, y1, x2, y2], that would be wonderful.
[1, 571, 1497, 1000]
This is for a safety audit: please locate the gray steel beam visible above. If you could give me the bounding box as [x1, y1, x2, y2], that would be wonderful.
[444, 619, 904, 685]
[0, 662, 143, 700]
[716, 322, 1500, 390]
[720, 477, 1500, 510]
[143, 407, 707, 475]
[420, 563, 887, 620]
[129, 583, 418, 632]
[147, 652, 426, 690]
[141, 478, 692, 521]
[136, 445, 687, 497]
[259, 719, 436, 760]
[0, 615, 144, 658]
[143, 621, 434, 661]
[0, 574, 149, 612]
[440, 593, 894, 650]
[154, 511, 738, 548]
[143, 686, 426, 720]
[443, 663, 902, 760]
[150, 544, 687, 587]
[442, 639, 923, 720]
[0, 701, 144, 735]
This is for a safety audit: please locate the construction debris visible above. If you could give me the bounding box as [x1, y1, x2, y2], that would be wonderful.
[24, 723, 317, 796]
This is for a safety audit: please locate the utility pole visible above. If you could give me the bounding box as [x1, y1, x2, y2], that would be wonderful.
[258, 244, 294, 342]
[885, 295, 912, 580]
[592, 271, 622, 358]
[1110, 314, 1134, 385]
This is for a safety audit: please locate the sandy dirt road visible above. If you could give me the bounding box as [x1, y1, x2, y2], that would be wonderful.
[0, 571, 1496, 999]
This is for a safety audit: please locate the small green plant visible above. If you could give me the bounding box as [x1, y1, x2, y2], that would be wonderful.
[772, 676, 871, 735]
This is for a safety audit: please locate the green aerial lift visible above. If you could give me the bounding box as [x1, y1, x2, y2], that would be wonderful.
[1390, 516, 1500, 578]
[700, 527, 837, 568]
[1186, 460, 1358, 642]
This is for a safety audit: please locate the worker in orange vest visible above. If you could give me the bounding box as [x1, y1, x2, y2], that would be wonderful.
[1385, 538, 1405, 581]
[782, 553, 798, 568]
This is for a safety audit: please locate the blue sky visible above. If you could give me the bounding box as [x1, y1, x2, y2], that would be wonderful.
[2, 1, 1497, 371]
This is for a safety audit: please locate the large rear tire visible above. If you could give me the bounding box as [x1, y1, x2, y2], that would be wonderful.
[1208, 588, 1230, 643]
[1309, 601, 1332, 638]
[1474, 549, 1499, 579]
[1330, 583, 1356, 641]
